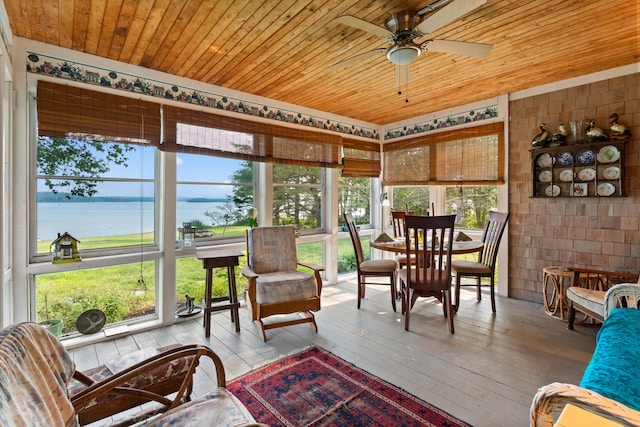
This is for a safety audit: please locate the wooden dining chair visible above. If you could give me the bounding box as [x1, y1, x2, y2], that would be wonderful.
[399, 214, 457, 333]
[391, 210, 415, 268]
[344, 213, 399, 312]
[451, 211, 510, 313]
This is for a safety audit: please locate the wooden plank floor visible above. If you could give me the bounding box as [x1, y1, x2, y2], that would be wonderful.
[68, 279, 599, 427]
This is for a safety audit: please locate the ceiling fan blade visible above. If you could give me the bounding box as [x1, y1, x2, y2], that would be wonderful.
[416, 0, 486, 35]
[326, 48, 387, 71]
[395, 64, 410, 86]
[424, 39, 492, 57]
[334, 15, 394, 39]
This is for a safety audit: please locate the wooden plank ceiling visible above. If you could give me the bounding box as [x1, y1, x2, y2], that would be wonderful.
[5, 0, 639, 125]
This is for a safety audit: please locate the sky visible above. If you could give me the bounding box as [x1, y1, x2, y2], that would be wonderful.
[37, 144, 245, 199]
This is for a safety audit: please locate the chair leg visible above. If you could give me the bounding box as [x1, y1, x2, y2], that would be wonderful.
[256, 319, 267, 342]
[567, 301, 576, 330]
[490, 276, 496, 313]
[390, 272, 397, 313]
[476, 276, 482, 301]
[454, 274, 462, 313]
[357, 274, 363, 309]
[404, 287, 411, 331]
[444, 290, 454, 334]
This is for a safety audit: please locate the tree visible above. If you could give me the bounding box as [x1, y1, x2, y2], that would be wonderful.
[37, 137, 134, 198]
[445, 186, 497, 228]
[205, 197, 241, 235]
[230, 161, 254, 223]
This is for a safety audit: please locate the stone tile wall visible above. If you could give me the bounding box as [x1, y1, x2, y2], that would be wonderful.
[508, 73, 639, 302]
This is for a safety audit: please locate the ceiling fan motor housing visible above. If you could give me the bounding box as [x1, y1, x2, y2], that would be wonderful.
[385, 13, 423, 65]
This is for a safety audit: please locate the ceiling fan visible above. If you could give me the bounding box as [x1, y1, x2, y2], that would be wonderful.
[328, 0, 492, 88]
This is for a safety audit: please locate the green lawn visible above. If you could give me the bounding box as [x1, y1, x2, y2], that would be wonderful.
[36, 230, 356, 335]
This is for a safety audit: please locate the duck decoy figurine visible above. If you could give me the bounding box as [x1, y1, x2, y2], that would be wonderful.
[547, 123, 569, 146]
[608, 113, 631, 138]
[531, 123, 549, 148]
[585, 119, 608, 143]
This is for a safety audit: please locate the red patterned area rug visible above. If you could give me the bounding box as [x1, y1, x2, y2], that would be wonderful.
[228, 346, 472, 427]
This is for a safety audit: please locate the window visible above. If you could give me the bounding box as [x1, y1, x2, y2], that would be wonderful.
[176, 154, 254, 242]
[338, 176, 371, 227]
[35, 261, 156, 336]
[35, 141, 155, 253]
[273, 164, 323, 230]
[33, 82, 161, 334]
[390, 186, 431, 215]
[445, 185, 498, 229]
[35, 82, 160, 255]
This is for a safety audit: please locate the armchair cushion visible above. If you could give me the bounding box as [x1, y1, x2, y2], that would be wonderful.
[136, 388, 261, 427]
[0, 322, 76, 427]
[254, 270, 318, 305]
[580, 308, 640, 412]
[566, 287, 606, 318]
[248, 226, 297, 273]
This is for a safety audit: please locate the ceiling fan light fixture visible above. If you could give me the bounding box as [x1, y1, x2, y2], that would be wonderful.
[386, 44, 421, 65]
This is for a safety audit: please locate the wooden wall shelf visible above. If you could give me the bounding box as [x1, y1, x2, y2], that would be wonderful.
[531, 139, 628, 198]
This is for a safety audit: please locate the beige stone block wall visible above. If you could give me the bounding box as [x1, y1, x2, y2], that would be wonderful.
[508, 73, 639, 303]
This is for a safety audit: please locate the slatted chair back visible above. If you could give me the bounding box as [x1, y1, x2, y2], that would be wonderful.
[344, 213, 365, 266]
[478, 211, 510, 269]
[391, 210, 414, 239]
[404, 215, 456, 290]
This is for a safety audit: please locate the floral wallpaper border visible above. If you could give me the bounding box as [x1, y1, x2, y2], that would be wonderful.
[26, 51, 380, 140]
[383, 105, 498, 140]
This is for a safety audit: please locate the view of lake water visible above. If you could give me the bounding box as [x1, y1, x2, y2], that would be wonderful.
[37, 201, 224, 241]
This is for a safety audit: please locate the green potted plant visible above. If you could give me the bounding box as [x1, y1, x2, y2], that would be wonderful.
[38, 294, 63, 339]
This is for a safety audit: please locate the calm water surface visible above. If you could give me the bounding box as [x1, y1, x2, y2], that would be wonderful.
[37, 201, 223, 241]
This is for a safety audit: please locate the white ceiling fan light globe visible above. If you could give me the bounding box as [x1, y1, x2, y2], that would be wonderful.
[386, 45, 421, 65]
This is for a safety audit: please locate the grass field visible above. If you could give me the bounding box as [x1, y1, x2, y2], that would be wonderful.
[36, 230, 356, 335]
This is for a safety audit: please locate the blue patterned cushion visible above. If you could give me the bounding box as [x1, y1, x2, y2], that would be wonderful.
[580, 308, 640, 411]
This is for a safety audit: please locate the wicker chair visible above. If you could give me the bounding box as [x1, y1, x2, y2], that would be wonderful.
[530, 284, 640, 427]
[566, 268, 639, 330]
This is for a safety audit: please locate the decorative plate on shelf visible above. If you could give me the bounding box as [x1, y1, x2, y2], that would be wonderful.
[538, 170, 552, 182]
[537, 153, 554, 168]
[602, 166, 620, 180]
[558, 169, 574, 182]
[556, 151, 573, 166]
[571, 183, 588, 197]
[575, 150, 595, 165]
[545, 184, 561, 197]
[578, 168, 596, 181]
[597, 182, 616, 197]
[597, 145, 620, 163]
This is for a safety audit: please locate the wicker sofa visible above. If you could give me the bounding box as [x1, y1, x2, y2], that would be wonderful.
[531, 284, 640, 426]
[0, 322, 263, 427]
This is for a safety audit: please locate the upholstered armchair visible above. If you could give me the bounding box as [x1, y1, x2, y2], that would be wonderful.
[242, 226, 324, 341]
